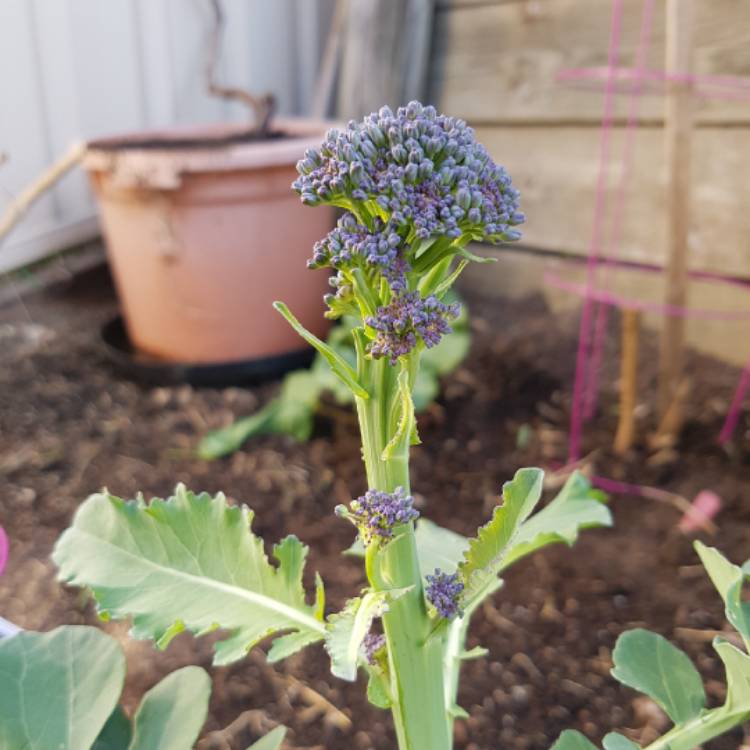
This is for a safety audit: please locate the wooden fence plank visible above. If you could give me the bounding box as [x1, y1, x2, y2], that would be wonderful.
[658, 0, 695, 417]
[474, 125, 750, 279]
[431, 0, 750, 125]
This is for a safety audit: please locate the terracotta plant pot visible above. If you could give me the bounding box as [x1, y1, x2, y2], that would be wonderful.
[84, 119, 333, 364]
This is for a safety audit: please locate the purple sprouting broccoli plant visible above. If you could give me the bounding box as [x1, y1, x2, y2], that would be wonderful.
[51, 103, 750, 750]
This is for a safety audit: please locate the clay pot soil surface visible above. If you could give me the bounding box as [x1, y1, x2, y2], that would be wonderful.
[1, 264, 748, 750]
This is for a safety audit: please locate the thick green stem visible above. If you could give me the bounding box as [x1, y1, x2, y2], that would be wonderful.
[354, 354, 452, 750]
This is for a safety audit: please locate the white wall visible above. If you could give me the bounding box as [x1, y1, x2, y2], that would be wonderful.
[0, 0, 332, 274]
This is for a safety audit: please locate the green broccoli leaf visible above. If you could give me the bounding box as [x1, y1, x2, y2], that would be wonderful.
[421, 327, 470, 378]
[325, 588, 409, 681]
[273, 302, 368, 399]
[53, 486, 325, 666]
[198, 402, 281, 459]
[459, 468, 544, 608]
[412, 369, 440, 412]
[611, 628, 705, 724]
[602, 733, 640, 750]
[91, 706, 131, 750]
[550, 729, 598, 750]
[413, 519, 469, 577]
[366, 671, 391, 709]
[503, 472, 612, 570]
[713, 637, 750, 712]
[198, 370, 322, 458]
[695, 542, 750, 645]
[128, 666, 210, 750]
[0, 626, 125, 750]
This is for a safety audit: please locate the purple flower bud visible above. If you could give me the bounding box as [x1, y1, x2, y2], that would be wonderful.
[456, 187, 471, 210]
[391, 144, 408, 164]
[367, 123, 386, 146]
[425, 569, 464, 619]
[363, 632, 386, 664]
[437, 168, 454, 188]
[304, 148, 321, 165]
[422, 137, 437, 157]
[349, 162, 363, 185]
[341, 213, 358, 230]
[406, 100, 422, 120]
[360, 139, 378, 160]
[347, 487, 419, 543]
[418, 160, 434, 179]
[408, 148, 423, 164]
[366, 292, 460, 363]
[404, 163, 419, 183]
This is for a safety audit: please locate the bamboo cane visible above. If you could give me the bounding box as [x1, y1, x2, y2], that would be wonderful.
[614, 308, 641, 455]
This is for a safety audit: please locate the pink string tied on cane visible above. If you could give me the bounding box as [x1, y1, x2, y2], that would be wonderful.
[560, 0, 750, 455]
[0, 526, 8, 577]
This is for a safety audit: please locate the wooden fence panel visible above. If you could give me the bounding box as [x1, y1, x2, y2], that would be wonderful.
[475, 125, 750, 279]
[431, 0, 750, 279]
[431, 0, 750, 125]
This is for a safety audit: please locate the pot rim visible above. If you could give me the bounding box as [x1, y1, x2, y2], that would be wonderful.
[83, 117, 336, 176]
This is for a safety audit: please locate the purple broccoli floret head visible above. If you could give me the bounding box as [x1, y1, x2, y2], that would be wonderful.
[366, 292, 460, 364]
[363, 632, 386, 665]
[425, 568, 464, 619]
[293, 101, 523, 285]
[347, 487, 419, 543]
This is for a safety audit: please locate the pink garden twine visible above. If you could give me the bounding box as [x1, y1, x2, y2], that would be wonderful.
[581, 0, 656, 424]
[557, 66, 750, 103]
[546, 269, 750, 444]
[545, 271, 750, 321]
[0, 526, 8, 577]
[568, 0, 626, 463]
[588, 475, 720, 534]
[719, 354, 750, 445]
[561, 0, 750, 457]
[678, 490, 722, 534]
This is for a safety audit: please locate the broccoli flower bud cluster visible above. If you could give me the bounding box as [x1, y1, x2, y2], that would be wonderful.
[293, 102, 523, 251]
[294, 101, 521, 360]
[366, 292, 460, 364]
[309, 213, 400, 270]
[363, 632, 386, 665]
[425, 569, 464, 619]
[339, 487, 419, 544]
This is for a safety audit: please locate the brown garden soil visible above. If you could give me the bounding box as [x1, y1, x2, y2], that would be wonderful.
[1, 264, 749, 750]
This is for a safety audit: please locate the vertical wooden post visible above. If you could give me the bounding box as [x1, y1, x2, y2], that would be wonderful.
[614, 309, 641, 456]
[658, 0, 695, 419]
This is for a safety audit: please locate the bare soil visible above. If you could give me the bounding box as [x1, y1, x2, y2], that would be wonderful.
[1, 265, 748, 749]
